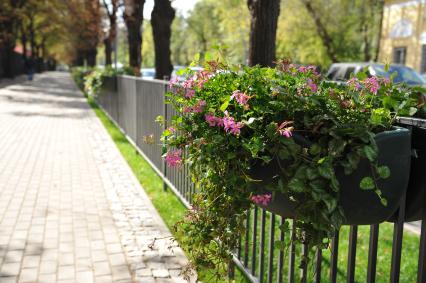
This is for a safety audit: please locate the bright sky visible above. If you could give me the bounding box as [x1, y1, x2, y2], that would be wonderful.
[144, 0, 199, 19]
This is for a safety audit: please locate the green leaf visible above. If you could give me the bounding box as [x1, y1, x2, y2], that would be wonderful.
[155, 115, 165, 125]
[360, 177, 375, 190]
[318, 163, 334, 179]
[306, 168, 318, 180]
[278, 148, 291, 160]
[377, 166, 390, 179]
[380, 198, 388, 206]
[309, 144, 321, 156]
[356, 71, 367, 81]
[288, 178, 306, 192]
[363, 145, 377, 162]
[220, 99, 230, 112]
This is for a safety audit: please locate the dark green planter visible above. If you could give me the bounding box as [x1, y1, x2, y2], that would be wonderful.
[391, 117, 426, 222]
[252, 127, 411, 225]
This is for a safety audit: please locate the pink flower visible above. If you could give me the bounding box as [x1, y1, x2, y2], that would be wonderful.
[222, 111, 244, 135]
[364, 77, 380, 94]
[277, 121, 294, 138]
[298, 66, 308, 73]
[307, 78, 318, 93]
[183, 107, 192, 113]
[205, 113, 223, 127]
[192, 100, 206, 113]
[185, 89, 195, 99]
[231, 90, 251, 108]
[182, 78, 195, 89]
[347, 77, 361, 90]
[250, 194, 272, 206]
[168, 77, 179, 88]
[205, 113, 217, 126]
[165, 149, 182, 168]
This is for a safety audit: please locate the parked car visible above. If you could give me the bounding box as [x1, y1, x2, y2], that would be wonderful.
[140, 68, 155, 80]
[326, 62, 426, 86]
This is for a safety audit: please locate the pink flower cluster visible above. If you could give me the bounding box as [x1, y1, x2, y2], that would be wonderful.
[205, 113, 224, 127]
[364, 77, 380, 94]
[307, 78, 318, 93]
[347, 77, 361, 90]
[231, 90, 251, 108]
[298, 65, 319, 76]
[223, 111, 244, 135]
[250, 194, 272, 206]
[205, 112, 244, 135]
[183, 100, 206, 113]
[193, 70, 211, 88]
[165, 149, 182, 168]
[277, 121, 294, 138]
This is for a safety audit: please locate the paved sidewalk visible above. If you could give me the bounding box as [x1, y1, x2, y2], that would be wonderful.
[0, 72, 194, 283]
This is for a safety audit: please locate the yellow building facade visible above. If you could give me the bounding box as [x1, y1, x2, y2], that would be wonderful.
[379, 0, 426, 73]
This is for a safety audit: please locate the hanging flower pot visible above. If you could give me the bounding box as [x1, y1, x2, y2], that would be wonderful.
[161, 59, 423, 275]
[252, 127, 411, 225]
[389, 117, 426, 222]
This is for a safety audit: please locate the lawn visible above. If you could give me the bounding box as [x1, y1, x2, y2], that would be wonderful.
[86, 94, 421, 283]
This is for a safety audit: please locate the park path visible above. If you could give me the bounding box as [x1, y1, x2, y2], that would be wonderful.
[0, 72, 193, 283]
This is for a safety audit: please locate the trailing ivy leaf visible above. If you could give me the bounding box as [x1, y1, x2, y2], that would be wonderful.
[409, 107, 418, 116]
[309, 143, 321, 156]
[360, 177, 375, 190]
[288, 178, 306, 192]
[328, 138, 346, 157]
[380, 198, 388, 206]
[363, 145, 377, 162]
[318, 163, 334, 179]
[266, 122, 277, 139]
[306, 168, 318, 180]
[376, 166, 390, 179]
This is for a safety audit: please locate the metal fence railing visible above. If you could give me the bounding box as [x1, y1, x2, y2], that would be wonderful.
[95, 75, 426, 283]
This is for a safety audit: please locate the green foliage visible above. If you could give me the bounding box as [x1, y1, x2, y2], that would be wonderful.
[161, 59, 420, 277]
[71, 66, 93, 90]
[82, 66, 135, 96]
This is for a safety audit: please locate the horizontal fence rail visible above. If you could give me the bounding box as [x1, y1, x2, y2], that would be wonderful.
[94, 75, 426, 283]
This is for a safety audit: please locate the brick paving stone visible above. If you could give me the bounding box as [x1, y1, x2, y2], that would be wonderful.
[0, 73, 196, 282]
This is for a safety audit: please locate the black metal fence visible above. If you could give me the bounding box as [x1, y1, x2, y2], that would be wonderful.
[95, 76, 426, 283]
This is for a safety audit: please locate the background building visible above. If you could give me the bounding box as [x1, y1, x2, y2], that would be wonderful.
[380, 0, 426, 73]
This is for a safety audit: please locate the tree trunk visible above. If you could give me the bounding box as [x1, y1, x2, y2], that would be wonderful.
[86, 48, 97, 67]
[21, 27, 27, 61]
[374, 0, 385, 62]
[103, 0, 118, 66]
[151, 0, 175, 79]
[247, 0, 280, 67]
[104, 38, 113, 65]
[124, 0, 145, 76]
[29, 15, 36, 59]
[301, 0, 338, 63]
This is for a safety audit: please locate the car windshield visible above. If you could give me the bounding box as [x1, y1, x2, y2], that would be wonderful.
[372, 65, 426, 85]
[142, 70, 155, 77]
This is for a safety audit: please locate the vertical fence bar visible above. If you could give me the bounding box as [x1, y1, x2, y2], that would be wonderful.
[251, 207, 258, 275]
[314, 249, 322, 283]
[244, 210, 251, 267]
[347, 225, 358, 283]
[417, 219, 426, 283]
[300, 243, 308, 283]
[288, 221, 295, 283]
[390, 193, 406, 283]
[259, 209, 266, 282]
[267, 213, 275, 283]
[330, 230, 339, 283]
[367, 224, 379, 283]
[277, 217, 285, 283]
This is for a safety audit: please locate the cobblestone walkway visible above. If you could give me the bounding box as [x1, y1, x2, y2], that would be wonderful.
[0, 72, 194, 283]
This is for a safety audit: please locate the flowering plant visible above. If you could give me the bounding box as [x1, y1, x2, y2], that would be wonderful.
[160, 59, 422, 274]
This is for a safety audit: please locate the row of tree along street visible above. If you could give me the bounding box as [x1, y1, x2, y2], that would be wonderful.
[0, 0, 384, 79]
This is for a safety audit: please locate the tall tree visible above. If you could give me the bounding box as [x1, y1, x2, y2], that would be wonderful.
[247, 0, 280, 67]
[102, 0, 118, 66]
[151, 0, 175, 79]
[123, 0, 145, 75]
